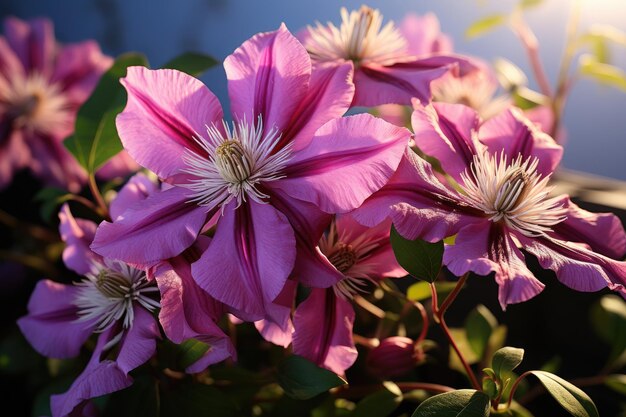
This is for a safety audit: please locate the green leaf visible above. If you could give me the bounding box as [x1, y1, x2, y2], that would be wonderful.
[178, 338, 210, 369]
[352, 382, 402, 417]
[591, 295, 626, 367]
[519, 0, 543, 9]
[492, 347, 524, 381]
[511, 87, 548, 110]
[579, 54, 626, 91]
[412, 389, 490, 417]
[465, 305, 497, 359]
[528, 371, 599, 417]
[64, 53, 148, 173]
[162, 52, 218, 77]
[33, 187, 73, 221]
[483, 378, 498, 400]
[407, 281, 458, 302]
[494, 58, 528, 91]
[276, 355, 346, 400]
[466, 14, 507, 39]
[161, 384, 239, 417]
[492, 401, 534, 417]
[605, 374, 626, 396]
[390, 226, 443, 283]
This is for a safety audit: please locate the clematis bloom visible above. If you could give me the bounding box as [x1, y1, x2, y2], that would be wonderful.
[91, 25, 409, 327]
[353, 101, 626, 308]
[0, 17, 112, 191]
[303, 6, 475, 107]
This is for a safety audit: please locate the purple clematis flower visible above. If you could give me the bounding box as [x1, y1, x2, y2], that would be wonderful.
[302, 6, 476, 107]
[0, 17, 112, 191]
[263, 215, 406, 375]
[91, 25, 410, 324]
[353, 101, 626, 308]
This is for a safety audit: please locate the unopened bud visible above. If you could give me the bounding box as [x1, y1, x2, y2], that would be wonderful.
[366, 336, 422, 379]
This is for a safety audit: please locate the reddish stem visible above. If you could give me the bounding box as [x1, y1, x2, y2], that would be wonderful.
[511, 13, 553, 98]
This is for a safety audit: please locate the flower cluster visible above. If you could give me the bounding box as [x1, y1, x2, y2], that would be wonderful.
[11, 6, 626, 416]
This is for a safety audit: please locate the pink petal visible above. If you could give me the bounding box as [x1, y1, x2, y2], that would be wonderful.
[4, 17, 54, 74]
[479, 107, 563, 176]
[109, 173, 158, 220]
[252, 278, 297, 347]
[551, 197, 626, 259]
[59, 204, 101, 275]
[0, 36, 24, 80]
[95, 150, 140, 182]
[91, 186, 208, 265]
[29, 134, 87, 193]
[412, 101, 481, 184]
[192, 200, 296, 322]
[444, 223, 545, 308]
[117, 67, 223, 180]
[352, 151, 482, 241]
[155, 255, 235, 371]
[224, 24, 311, 134]
[0, 129, 30, 189]
[353, 55, 474, 106]
[282, 62, 354, 150]
[116, 307, 160, 374]
[293, 288, 357, 375]
[277, 114, 409, 213]
[17, 280, 94, 358]
[255, 318, 294, 348]
[399, 13, 454, 56]
[524, 236, 626, 295]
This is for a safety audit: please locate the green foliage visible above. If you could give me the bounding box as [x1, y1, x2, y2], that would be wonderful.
[390, 226, 443, 283]
[465, 305, 497, 359]
[591, 295, 626, 368]
[492, 347, 524, 381]
[33, 187, 74, 222]
[528, 371, 599, 417]
[351, 382, 402, 417]
[178, 339, 210, 369]
[605, 374, 626, 396]
[412, 390, 490, 417]
[276, 355, 346, 400]
[65, 53, 148, 174]
[162, 52, 219, 76]
[407, 281, 458, 302]
[519, 0, 543, 9]
[494, 58, 528, 91]
[466, 14, 507, 39]
[579, 54, 626, 91]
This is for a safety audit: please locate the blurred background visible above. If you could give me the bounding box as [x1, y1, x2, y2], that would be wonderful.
[1, 0, 625, 180]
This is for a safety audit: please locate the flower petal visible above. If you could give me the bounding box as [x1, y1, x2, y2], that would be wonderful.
[444, 223, 545, 309]
[192, 200, 296, 322]
[91, 186, 208, 265]
[109, 173, 158, 220]
[117, 67, 223, 180]
[59, 204, 101, 275]
[29, 134, 87, 193]
[4, 17, 54, 74]
[412, 101, 481, 183]
[292, 288, 357, 375]
[479, 107, 563, 176]
[399, 13, 454, 56]
[277, 113, 409, 213]
[116, 307, 160, 374]
[225, 24, 311, 134]
[17, 280, 94, 358]
[0, 129, 30, 189]
[551, 197, 626, 259]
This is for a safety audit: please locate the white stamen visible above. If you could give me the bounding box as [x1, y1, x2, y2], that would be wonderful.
[460, 151, 567, 237]
[319, 221, 381, 300]
[73, 259, 159, 333]
[181, 115, 291, 210]
[305, 6, 408, 66]
[0, 72, 70, 135]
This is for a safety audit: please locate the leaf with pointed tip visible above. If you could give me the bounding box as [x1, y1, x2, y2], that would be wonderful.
[466, 14, 507, 39]
[528, 371, 599, 417]
[412, 390, 490, 417]
[591, 295, 626, 367]
[390, 226, 443, 283]
[352, 382, 402, 417]
[276, 355, 346, 400]
[492, 347, 524, 381]
[579, 54, 626, 91]
[466, 305, 497, 359]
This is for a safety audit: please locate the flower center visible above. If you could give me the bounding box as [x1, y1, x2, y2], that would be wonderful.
[74, 260, 160, 333]
[305, 6, 408, 66]
[460, 151, 567, 237]
[181, 116, 291, 209]
[327, 243, 358, 273]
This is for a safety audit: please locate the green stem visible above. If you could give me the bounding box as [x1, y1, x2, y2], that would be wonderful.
[88, 173, 110, 220]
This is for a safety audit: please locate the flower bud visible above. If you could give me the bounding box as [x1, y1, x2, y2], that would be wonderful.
[366, 336, 422, 379]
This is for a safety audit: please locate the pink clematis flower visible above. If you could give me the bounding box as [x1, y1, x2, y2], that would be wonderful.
[91, 25, 410, 326]
[303, 6, 475, 107]
[353, 101, 626, 308]
[290, 215, 406, 375]
[0, 17, 112, 191]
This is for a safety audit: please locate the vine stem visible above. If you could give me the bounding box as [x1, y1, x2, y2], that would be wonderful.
[0, 208, 58, 242]
[334, 382, 455, 400]
[507, 371, 532, 409]
[430, 274, 481, 391]
[88, 173, 110, 220]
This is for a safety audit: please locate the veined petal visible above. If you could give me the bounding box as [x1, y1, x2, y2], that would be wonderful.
[4, 17, 54, 75]
[412, 101, 481, 184]
[29, 134, 87, 193]
[91, 186, 209, 265]
[116, 307, 160, 374]
[551, 197, 626, 259]
[276, 114, 409, 213]
[225, 23, 310, 136]
[59, 204, 101, 275]
[192, 200, 296, 322]
[292, 288, 357, 375]
[479, 107, 562, 176]
[109, 173, 159, 220]
[117, 67, 223, 180]
[0, 37, 24, 80]
[17, 280, 94, 359]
